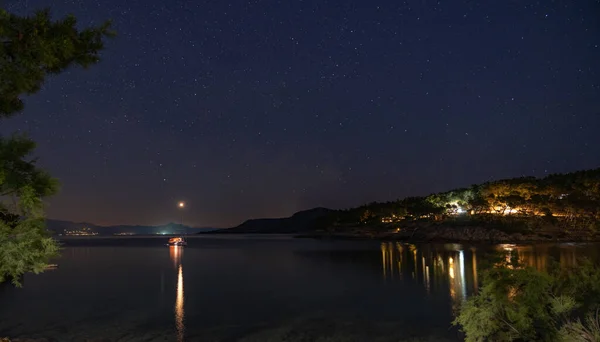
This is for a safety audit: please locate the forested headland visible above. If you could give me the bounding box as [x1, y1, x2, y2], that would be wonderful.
[321, 168, 600, 242]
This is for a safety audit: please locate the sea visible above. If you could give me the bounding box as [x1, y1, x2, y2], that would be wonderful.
[1, 235, 598, 341]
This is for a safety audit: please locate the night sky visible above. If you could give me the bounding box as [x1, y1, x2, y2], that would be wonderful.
[2, 0, 599, 228]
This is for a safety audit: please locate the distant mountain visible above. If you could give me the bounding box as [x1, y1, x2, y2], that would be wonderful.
[214, 207, 335, 234]
[45, 219, 217, 236]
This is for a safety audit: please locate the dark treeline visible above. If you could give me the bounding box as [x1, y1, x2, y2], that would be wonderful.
[333, 168, 600, 233]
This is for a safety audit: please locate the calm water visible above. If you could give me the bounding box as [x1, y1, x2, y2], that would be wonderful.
[1, 236, 599, 342]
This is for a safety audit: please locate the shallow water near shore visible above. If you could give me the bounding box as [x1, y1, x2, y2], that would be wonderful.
[1, 236, 599, 341]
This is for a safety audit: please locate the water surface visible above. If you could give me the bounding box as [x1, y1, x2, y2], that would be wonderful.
[1, 236, 598, 341]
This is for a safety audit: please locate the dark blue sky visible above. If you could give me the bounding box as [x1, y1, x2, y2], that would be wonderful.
[2, 0, 599, 227]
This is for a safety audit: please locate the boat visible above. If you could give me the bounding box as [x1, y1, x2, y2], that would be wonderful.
[167, 236, 187, 247]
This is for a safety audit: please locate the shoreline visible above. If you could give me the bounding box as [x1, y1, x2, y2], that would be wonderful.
[52, 227, 600, 245]
[196, 228, 600, 244]
[293, 232, 600, 244]
[292, 222, 600, 244]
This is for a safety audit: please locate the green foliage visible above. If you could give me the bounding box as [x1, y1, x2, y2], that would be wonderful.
[0, 217, 60, 286]
[554, 259, 600, 312]
[0, 8, 114, 118]
[454, 265, 557, 341]
[0, 8, 112, 286]
[0, 135, 61, 286]
[0, 135, 59, 197]
[454, 256, 600, 342]
[335, 168, 600, 233]
[559, 308, 600, 342]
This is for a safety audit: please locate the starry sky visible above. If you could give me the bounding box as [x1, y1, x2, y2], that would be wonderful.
[2, 0, 599, 228]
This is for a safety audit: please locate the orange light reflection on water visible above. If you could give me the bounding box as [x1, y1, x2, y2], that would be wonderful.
[169, 245, 185, 341]
[175, 264, 185, 342]
[380, 242, 590, 317]
[170, 245, 182, 268]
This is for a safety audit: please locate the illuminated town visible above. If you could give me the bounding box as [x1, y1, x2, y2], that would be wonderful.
[61, 227, 98, 236]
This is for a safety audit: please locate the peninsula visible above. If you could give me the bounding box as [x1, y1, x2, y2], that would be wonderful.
[219, 167, 600, 243]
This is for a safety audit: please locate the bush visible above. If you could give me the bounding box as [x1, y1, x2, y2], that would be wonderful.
[559, 308, 600, 342]
[454, 256, 600, 342]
